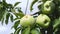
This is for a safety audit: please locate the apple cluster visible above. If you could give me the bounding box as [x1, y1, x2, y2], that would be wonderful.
[19, 0, 60, 34]
[20, 14, 51, 28]
[20, 15, 41, 34]
[19, 0, 57, 34]
[20, 0, 55, 28]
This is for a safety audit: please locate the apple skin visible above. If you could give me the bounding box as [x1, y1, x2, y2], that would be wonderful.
[20, 15, 35, 27]
[31, 29, 40, 34]
[36, 14, 51, 28]
[42, 1, 55, 14]
[22, 27, 30, 34]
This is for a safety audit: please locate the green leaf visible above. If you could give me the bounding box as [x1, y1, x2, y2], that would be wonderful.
[14, 12, 24, 18]
[0, 10, 7, 24]
[53, 17, 60, 30]
[5, 13, 10, 25]
[15, 7, 23, 13]
[0, 11, 3, 21]
[14, 18, 20, 21]
[38, 3, 43, 10]
[1, 17, 4, 25]
[2, 0, 8, 8]
[7, 4, 13, 8]
[53, 28, 60, 34]
[10, 33, 13, 34]
[10, 15, 13, 22]
[14, 2, 21, 7]
[14, 27, 21, 34]
[18, 8, 22, 13]
[13, 20, 20, 30]
[11, 8, 16, 13]
[30, 0, 38, 11]
[0, 10, 6, 21]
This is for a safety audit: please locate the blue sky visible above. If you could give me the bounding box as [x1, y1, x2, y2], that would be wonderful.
[0, 0, 38, 34]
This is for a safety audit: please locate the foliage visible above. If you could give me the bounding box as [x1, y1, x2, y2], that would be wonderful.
[0, 0, 60, 34]
[0, 0, 24, 33]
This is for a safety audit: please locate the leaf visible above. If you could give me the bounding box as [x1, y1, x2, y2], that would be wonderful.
[0, 11, 3, 21]
[2, 0, 8, 8]
[14, 18, 20, 21]
[11, 8, 16, 13]
[18, 8, 23, 13]
[30, 0, 38, 11]
[53, 28, 60, 34]
[16, 7, 23, 13]
[0, 10, 7, 24]
[10, 15, 13, 22]
[53, 17, 60, 31]
[14, 12, 24, 18]
[5, 13, 10, 25]
[10, 33, 13, 34]
[1, 17, 4, 25]
[14, 27, 21, 34]
[32, 11, 39, 15]
[0, 2, 2, 4]
[38, 3, 43, 10]
[2, 0, 6, 2]
[7, 4, 13, 8]
[0, 10, 5, 21]
[13, 20, 20, 30]
[14, 2, 21, 7]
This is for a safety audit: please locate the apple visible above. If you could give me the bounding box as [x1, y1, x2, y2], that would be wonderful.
[36, 14, 51, 28]
[22, 27, 30, 34]
[20, 15, 35, 27]
[31, 29, 40, 34]
[42, 1, 55, 14]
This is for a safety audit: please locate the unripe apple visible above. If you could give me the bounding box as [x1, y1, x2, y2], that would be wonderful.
[31, 29, 40, 34]
[20, 15, 35, 27]
[22, 27, 30, 34]
[36, 14, 51, 28]
[42, 1, 55, 14]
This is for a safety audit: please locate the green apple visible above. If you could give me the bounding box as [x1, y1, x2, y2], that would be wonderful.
[20, 15, 35, 27]
[31, 29, 40, 34]
[42, 1, 55, 14]
[22, 27, 30, 34]
[36, 14, 51, 28]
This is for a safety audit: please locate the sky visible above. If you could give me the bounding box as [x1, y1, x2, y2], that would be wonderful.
[0, 0, 38, 34]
